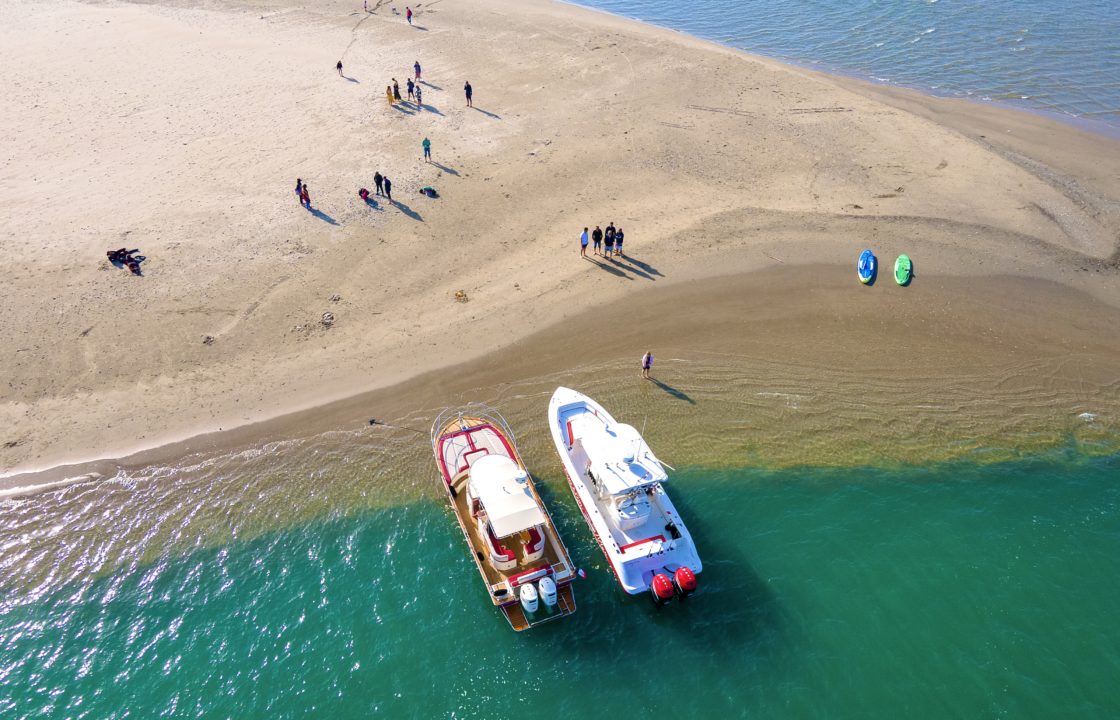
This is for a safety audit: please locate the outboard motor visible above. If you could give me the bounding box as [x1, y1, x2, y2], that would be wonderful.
[673, 566, 698, 598]
[519, 582, 539, 614]
[538, 577, 558, 608]
[650, 573, 674, 606]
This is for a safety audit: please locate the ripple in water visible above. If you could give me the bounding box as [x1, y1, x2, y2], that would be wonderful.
[2, 355, 1118, 717]
[574, 0, 1120, 126]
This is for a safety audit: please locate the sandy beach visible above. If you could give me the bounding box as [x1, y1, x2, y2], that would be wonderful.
[3, 0, 1119, 486]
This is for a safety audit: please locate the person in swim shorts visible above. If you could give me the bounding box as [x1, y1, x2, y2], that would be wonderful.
[641, 351, 653, 379]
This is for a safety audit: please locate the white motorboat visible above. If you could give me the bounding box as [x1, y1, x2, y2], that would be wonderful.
[432, 405, 577, 630]
[548, 387, 701, 603]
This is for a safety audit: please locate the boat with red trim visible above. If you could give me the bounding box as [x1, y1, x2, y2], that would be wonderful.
[431, 405, 577, 631]
[548, 387, 702, 603]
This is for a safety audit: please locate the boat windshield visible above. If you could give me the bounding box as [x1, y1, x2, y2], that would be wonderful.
[468, 454, 546, 538]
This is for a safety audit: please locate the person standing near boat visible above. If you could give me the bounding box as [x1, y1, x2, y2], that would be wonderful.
[641, 351, 653, 379]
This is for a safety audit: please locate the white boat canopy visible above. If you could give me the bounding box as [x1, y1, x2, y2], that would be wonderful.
[580, 422, 668, 496]
[468, 454, 546, 538]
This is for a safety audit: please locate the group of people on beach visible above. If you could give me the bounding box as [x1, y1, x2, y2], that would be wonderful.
[387, 62, 424, 107]
[579, 223, 625, 258]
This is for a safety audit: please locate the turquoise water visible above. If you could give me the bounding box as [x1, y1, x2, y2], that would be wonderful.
[3, 448, 1118, 718]
[574, 0, 1120, 128]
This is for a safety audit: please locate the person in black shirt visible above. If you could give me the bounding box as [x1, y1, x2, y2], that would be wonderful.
[604, 223, 616, 257]
[383, 176, 393, 204]
[591, 225, 603, 256]
[374, 172, 384, 196]
[613, 226, 624, 256]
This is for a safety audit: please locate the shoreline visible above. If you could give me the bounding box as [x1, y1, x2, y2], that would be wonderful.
[559, 0, 1120, 141]
[5, 263, 1118, 495]
[2, 0, 1118, 489]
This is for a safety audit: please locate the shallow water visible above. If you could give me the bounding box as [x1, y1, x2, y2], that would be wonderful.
[1, 354, 1118, 717]
[3, 451, 1118, 717]
[574, 0, 1120, 128]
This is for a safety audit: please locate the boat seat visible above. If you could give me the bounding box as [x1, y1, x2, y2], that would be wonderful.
[524, 526, 545, 561]
[458, 448, 489, 474]
[484, 522, 516, 570]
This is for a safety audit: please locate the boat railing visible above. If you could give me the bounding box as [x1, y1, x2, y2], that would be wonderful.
[430, 403, 521, 475]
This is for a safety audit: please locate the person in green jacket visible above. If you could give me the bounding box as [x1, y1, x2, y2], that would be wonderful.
[422, 137, 432, 163]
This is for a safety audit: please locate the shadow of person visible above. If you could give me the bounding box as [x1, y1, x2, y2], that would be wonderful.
[363, 197, 384, 211]
[342, 75, 360, 83]
[412, 24, 429, 31]
[584, 256, 632, 279]
[620, 254, 664, 277]
[392, 103, 417, 115]
[392, 200, 423, 221]
[429, 161, 459, 176]
[419, 80, 442, 90]
[417, 103, 445, 116]
[473, 107, 501, 119]
[309, 207, 339, 225]
[608, 255, 652, 279]
[649, 377, 695, 404]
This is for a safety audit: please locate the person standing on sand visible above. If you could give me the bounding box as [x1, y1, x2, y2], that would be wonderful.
[641, 351, 653, 379]
[295, 178, 303, 205]
[386, 85, 394, 105]
[336, 60, 343, 77]
[592, 225, 602, 256]
[580, 227, 589, 257]
[414, 60, 422, 81]
[464, 80, 473, 107]
[407, 78, 415, 101]
[422, 137, 431, 162]
[300, 183, 311, 209]
[383, 176, 393, 204]
[604, 222, 615, 257]
[614, 226, 624, 256]
[415, 85, 423, 107]
[406, 6, 413, 24]
[374, 171, 384, 196]
[393, 79, 402, 103]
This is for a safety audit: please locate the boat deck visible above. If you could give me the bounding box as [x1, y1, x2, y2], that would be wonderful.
[448, 466, 573, 595]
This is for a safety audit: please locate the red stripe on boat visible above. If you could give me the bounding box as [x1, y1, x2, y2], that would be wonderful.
[618, 534, 666, 552]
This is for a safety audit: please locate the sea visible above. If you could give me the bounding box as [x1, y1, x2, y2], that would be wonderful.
[2, 354, 1118, 719]
[574, 0, 1120, 130]
[4, 2, 1120, 717]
